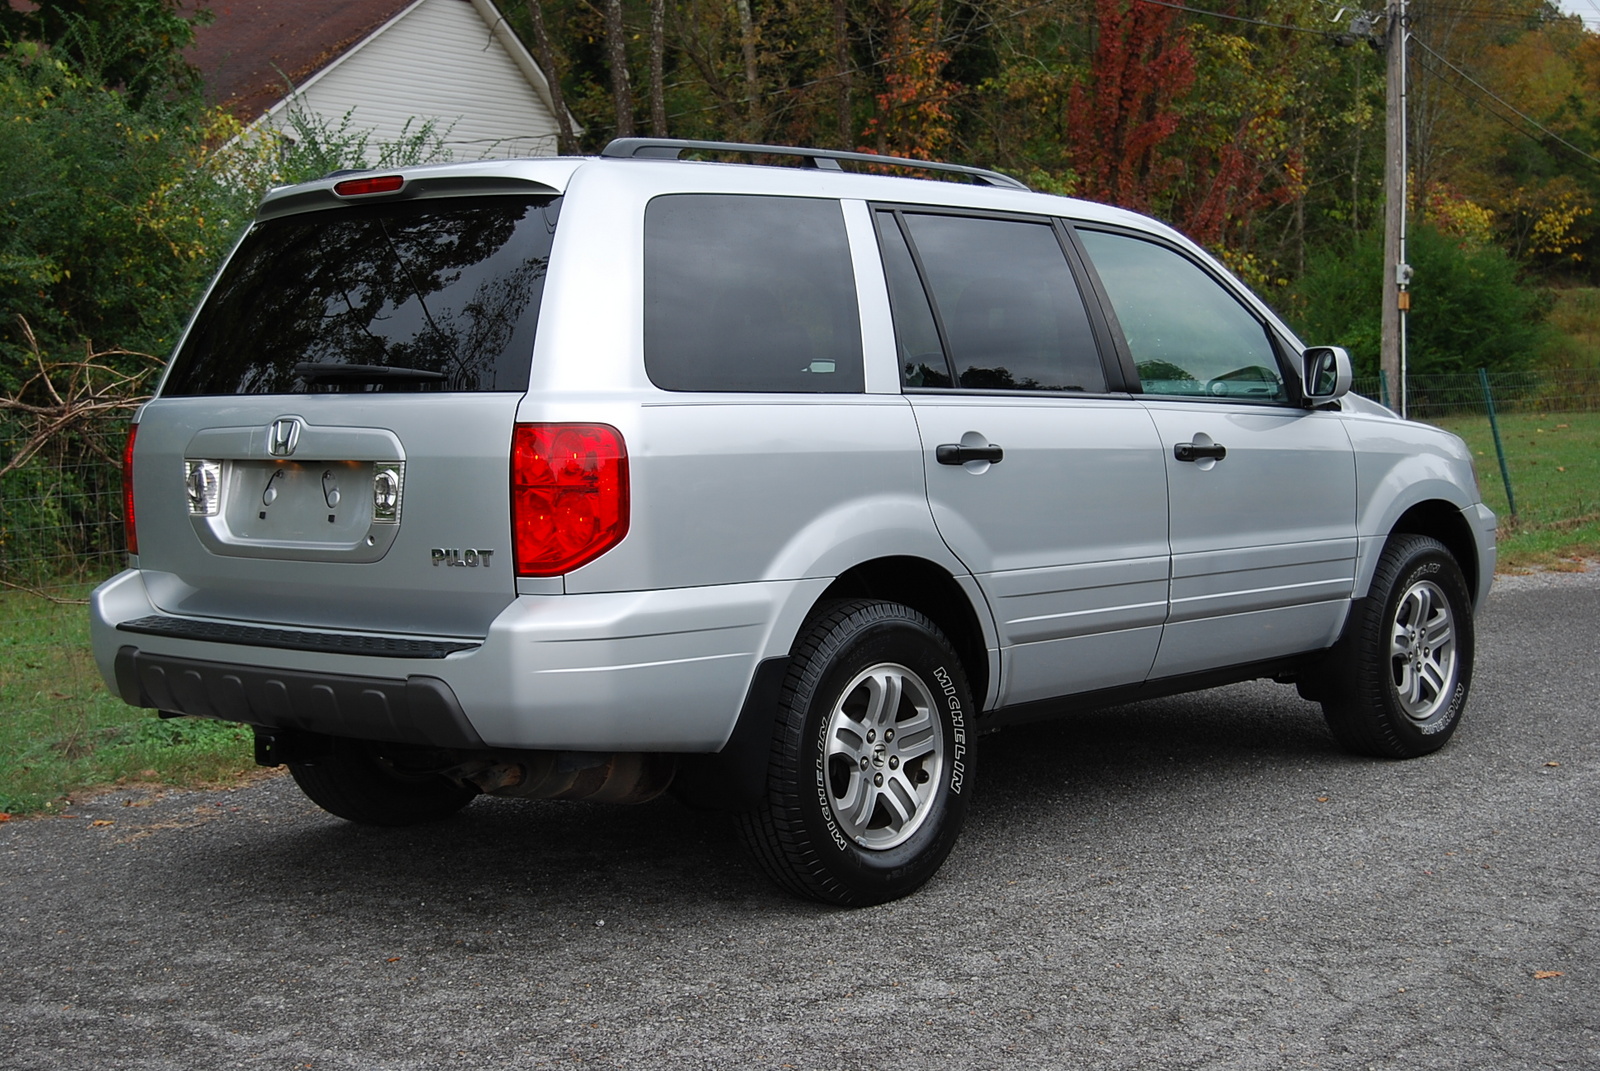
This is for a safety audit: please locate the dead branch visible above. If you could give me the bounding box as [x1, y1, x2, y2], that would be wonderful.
[0, 576, 90, 605]
[2, 316, 161, 480]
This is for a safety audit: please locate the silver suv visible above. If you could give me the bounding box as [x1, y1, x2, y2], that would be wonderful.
[91, 139, 1496, 905]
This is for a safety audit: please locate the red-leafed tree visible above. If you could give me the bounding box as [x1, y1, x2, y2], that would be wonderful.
[1067, 0, 1196, 213]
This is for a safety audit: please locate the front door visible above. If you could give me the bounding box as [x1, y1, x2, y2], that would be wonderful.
[1074, 227, 1358, 679]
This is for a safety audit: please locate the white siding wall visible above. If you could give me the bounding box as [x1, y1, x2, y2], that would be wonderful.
[264, 0, 562, 160]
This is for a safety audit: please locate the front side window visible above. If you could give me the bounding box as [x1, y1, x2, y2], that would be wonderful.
[644, 194, 864, 393]
[883, 212, 1106, 393]
[1077, 229, 1287, 403]
[165, 196, 560, 395]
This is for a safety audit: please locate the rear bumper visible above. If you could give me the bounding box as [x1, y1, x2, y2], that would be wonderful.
[111, 645, 485, 749]
[92, 569, 826, 751]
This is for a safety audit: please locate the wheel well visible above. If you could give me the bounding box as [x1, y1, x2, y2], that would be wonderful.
[819, 557, 990, 707]
[1391, 500, 1479, 596]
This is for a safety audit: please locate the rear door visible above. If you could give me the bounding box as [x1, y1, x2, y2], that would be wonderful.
[1073, 227, 1358, 677]
[875, 208, 1170, 706]
[132, 190, 563, 638]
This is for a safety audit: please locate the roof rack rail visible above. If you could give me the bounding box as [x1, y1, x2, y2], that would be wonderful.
[600, 138, 1030, 191]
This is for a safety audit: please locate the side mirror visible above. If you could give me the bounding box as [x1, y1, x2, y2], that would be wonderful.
[1302, 346, 1352, 404]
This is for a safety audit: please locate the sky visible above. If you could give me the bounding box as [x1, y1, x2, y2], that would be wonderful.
[1556, 0, 1600, 30]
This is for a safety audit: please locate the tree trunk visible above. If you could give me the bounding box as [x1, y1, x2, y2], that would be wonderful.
[833, 0, 850, 146]
[607, 0, 635, 139]
[734, 0, 761, 133]
[524, 0, 577, 154]
[649, 0, 667, 136]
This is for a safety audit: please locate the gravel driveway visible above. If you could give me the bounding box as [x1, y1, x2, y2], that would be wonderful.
[3, 571, 1597, 1070]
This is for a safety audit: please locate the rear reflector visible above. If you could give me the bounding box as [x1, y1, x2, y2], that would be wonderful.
[333, 174, 405, 197]
[511, 424, 628, 577]
[122, 424, 138, 556]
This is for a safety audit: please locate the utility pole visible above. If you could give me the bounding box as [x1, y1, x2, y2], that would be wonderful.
[1380, 0, 1410, 416]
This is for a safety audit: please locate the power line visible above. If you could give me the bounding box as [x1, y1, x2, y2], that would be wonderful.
[1410, 36, 1600, 170]
[1134, 0, 1342, 36]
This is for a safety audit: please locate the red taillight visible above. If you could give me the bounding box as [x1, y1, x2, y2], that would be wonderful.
[122, 424, 138, 557]
[511, 424, 629, 577]
[333, 174, 404, 197]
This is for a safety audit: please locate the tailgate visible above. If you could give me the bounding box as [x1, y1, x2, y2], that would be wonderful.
[130, 395, 522, 638]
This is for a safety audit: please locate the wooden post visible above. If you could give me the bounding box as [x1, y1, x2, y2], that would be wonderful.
[1381, 0, 1409, 416]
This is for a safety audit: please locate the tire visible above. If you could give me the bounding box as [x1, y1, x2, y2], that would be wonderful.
[1321, 534, 1475, 759]
[288, 737, 478, 826]
[735, 600, 974, 906]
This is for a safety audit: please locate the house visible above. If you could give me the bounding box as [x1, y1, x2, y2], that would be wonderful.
[187, 0, 575, 159]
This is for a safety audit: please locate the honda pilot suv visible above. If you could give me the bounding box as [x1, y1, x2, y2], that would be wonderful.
[91, 138, 1496, 905]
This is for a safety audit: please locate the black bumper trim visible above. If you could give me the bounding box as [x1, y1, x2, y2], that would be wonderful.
[116, 615, 480, 659]
[112, 646, 486, 750]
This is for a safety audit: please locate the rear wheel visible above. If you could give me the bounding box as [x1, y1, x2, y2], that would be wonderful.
[1321, 534, 1474, 758]
[288, 737, 477, 826]
[736, 600, 974, 905]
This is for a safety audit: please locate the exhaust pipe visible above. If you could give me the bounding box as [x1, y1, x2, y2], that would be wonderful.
[456, 751, 675, 805]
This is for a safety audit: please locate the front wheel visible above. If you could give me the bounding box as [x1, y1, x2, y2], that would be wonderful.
[1321, 534, 1475, 758]
[736, 600, 974, 906]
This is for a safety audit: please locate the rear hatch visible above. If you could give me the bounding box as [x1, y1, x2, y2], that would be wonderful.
[128, 177, 563, 639]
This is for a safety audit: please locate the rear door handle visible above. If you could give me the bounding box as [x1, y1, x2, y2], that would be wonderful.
[936, 443, 1004, 466]
[1174, 442, 1227, 463]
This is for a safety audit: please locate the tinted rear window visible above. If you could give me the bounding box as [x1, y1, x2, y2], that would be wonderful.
[644, 194, 864, 393]
[163, 196, 560, 395]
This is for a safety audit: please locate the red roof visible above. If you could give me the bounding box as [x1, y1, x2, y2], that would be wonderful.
[185, 0, 418, 119]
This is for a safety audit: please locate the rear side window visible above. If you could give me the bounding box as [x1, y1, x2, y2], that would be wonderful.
[164, 196, 560, 395]
[644, 194, 864, 393]
[878, 210, 1106, 393]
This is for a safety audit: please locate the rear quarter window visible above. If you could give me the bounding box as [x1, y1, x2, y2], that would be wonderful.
[644, 194, 864, 393]
[163, 195, 560, 395]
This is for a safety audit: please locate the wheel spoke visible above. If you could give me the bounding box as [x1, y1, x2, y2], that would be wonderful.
[1418, 656, 1447, 698]
[893, 710, 937, 761]
[1390, 626, 1414, 660]
[879, 775, 920, 832]
[827, 718, 868, 765]
[863, 669, 902, 729]
[841, 777, 876, 834]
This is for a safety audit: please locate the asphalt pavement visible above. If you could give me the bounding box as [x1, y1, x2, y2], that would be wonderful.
[3, 571, 1597, 1070]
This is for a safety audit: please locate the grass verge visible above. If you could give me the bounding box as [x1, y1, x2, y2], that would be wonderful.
[1430, 410, 1600, 570]
[0, 586, 255, 817]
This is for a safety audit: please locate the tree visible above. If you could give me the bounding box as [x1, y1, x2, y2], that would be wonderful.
[860, 0, 961, 159]
[525, 0, 579, 153]
[1289, 223, 1551, 377]
[606, 0, 636, 137]
[1066, 0, 1196, 213]
[0, 0, 208, 105]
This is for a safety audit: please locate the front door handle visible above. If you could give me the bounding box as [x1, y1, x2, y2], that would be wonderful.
[937, 443, 1004, 466]
[1174, 441, 1227, 463]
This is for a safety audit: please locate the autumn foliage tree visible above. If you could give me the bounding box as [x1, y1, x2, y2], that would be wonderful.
[860, 2, 961, 158]
[1066, 0, 1195, 213]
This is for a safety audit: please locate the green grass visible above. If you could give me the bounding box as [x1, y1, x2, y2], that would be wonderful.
[0, 586, 255, 815]
[1431, 410, 1600, 570]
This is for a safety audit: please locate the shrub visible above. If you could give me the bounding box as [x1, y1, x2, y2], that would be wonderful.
[1287, 224, 1552, 378]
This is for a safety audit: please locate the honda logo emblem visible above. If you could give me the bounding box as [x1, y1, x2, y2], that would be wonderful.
[268, 417, 302, 457]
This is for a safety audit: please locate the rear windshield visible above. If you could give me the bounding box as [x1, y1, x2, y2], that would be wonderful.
[162, 195, 560, 395]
